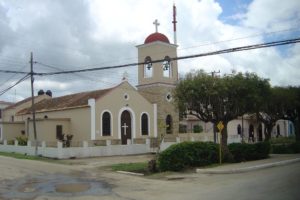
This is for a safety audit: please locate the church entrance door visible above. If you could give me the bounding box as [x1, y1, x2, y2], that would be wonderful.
[121, 110, 132, 145]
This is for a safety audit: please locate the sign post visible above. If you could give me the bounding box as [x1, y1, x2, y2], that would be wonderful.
[217, 121, 224, 164]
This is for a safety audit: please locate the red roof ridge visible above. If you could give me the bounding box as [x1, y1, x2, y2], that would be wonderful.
[16, 82, 124, 115]
[144, 32, 170, 44]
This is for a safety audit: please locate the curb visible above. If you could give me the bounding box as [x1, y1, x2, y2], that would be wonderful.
[116, 171, 144, 176]
[196, 158, 300, 174]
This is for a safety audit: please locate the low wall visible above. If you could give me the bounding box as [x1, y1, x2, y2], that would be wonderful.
[0, 135, 243, 159]
[0, 139, 151, 159]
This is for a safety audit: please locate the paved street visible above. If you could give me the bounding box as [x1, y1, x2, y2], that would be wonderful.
[0, 154, 299, 200]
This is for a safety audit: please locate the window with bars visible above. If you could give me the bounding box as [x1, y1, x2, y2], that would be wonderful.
[102, 112, 111, 136]
[141, 113, 149, 135]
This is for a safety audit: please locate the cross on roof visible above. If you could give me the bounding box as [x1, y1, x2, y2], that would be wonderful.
[153, 19, 160, 32]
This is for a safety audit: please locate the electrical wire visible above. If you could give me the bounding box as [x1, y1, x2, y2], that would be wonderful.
[0, 73, 31, 96]
[35, 37, 300, 76]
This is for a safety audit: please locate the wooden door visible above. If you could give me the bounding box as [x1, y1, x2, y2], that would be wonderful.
[121, 110, 131, 145]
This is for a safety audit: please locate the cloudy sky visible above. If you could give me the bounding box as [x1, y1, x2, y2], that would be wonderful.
[0, 0, 300, 102]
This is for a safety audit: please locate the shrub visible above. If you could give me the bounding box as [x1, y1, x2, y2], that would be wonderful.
[7, 140, 14, 145]
[228, 142, 270, 162]
[272, 142, 300, 154]
[272, 144, 293, 154]
[270, 136, 296, 144]
[158, 141, 218, 171]
[193, 125, 203, 133]
[15, 136, 28, 146]
[290, 142, 300, 153]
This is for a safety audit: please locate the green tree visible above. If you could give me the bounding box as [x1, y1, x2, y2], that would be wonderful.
[174, 70, 270, 154]
[257, 86, 300, 141]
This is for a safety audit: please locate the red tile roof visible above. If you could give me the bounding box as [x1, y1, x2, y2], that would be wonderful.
[144, 32, 170, 44]
[4, 97, 33, 110]
[0, 101, 13, 105]
[17, 87, 114, 115]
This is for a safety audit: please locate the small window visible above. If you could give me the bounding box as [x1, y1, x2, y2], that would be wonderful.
[10, 116, 14, 122]
[56, 125, 63, 140]
[102, 112, 111, 136]
[144, 56, 152, 78]
[0, 110, 2, 119]
[163, 56, 172, 78]
[141, 113, 149, 135]
[124, 93, 129, 101]
[166, 92, 172, 102]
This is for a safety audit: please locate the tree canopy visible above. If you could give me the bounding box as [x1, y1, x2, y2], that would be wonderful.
[174, 70, 271, 146]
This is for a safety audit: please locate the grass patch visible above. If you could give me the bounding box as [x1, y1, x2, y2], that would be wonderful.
[0, 151, 70, 164]
[110, 162, 148, 174]
[0, 152, 49, 160]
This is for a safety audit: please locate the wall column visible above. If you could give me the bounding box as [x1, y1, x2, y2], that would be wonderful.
[153, 104, 157, 138]
[88, 98, 96, 140]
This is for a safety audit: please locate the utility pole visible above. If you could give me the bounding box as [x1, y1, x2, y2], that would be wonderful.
[30, 52, 38, 156]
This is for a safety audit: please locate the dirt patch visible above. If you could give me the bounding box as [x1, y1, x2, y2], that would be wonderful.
[55, 183, 91, 193]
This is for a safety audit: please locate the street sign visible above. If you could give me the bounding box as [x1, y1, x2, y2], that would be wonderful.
[217, 121, 224, 133]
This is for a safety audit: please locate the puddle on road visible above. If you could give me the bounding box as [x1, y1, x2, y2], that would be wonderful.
[0, 173, 112, 199]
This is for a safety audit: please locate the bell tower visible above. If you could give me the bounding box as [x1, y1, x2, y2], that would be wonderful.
[136, 19, 179, 136]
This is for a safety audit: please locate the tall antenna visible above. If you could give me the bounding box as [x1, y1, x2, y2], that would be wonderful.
[172, 3, 177, 45]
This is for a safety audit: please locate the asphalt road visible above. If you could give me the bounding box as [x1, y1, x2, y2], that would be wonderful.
[0, 155, 299, 200]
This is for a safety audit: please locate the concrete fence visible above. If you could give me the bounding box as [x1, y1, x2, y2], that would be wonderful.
[0, 134, 243, 159]
[0, 139, 152, 159]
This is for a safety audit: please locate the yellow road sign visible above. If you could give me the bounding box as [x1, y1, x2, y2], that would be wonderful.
[217, 121, 224, 133]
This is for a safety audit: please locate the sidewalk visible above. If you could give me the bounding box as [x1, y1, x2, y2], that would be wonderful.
[196, 154, 300, 174]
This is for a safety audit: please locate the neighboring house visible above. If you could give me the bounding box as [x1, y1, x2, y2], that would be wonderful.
[180, 114, 214, 133]
[0, 101, 13, 141]
[1, 94, 51, 141]
[181, 113, 294, 143]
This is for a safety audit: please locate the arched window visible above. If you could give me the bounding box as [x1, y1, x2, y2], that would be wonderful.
[163, 56, 172, 78]
[102, 112, 111, 136]
[144, 56, 152, 78]
[276, 124, 280, 137]
[141, 113, 149, 135]
[237, 124, 242, 135]
[166, 115, 173, 134]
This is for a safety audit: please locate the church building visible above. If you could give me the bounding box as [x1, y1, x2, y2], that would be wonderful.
[0, 19, 180, 145]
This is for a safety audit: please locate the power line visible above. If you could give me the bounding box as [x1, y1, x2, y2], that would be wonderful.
[0, 74, 30, 96]
[0, 69, 28, 74]
[178, 26, 300, 51]
[1, 26, 299, 73]
[0, 37, 299, 77]
[0, 65, 28, 89]
[36, 37, 300, 76]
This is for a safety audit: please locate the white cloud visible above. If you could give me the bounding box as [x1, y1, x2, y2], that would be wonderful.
[243, 0, 300, 31]
[0, 0, 299, 102]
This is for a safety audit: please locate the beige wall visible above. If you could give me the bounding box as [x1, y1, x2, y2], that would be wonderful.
[28, 119, 70, 142]
[95, 81, 155, 140]
[1, 122, 25, 141]
[138, 84, 179, 136]
[23, 107, 90, 142]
